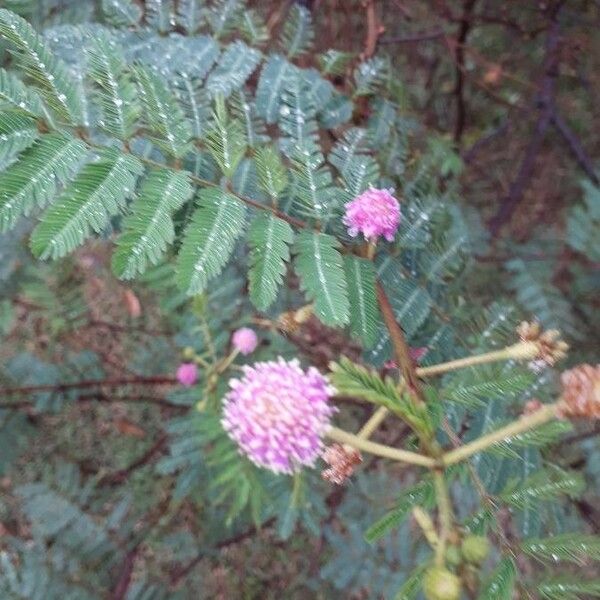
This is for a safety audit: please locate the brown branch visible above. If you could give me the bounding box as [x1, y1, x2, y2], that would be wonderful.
[169, 517, 277, 586]
[362, 0, 384, 59]
[453, 0, 477, 145]
[101, 434, 168, 486]
[375, 281, 425, 405]
[0, 376, 178, 397]
[111, 548, 138, 600]
[380, 29, 444, 44]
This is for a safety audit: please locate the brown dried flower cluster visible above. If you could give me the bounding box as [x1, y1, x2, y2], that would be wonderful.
[558, 364, 600, 419]
[516, 321, 569, 367]
[321, 443, 362, 485]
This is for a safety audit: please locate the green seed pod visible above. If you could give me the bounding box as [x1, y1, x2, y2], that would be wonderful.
[461, 535, 490, 565]
[182, 346, 196, 360]
[423, 567, 462, 600]
[446, 544, 462, 567]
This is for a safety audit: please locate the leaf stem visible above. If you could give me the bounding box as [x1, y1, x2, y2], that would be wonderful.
[325, 427, 437, 467]
[442, 404, 559, 466]
[357, 406, 389, 439]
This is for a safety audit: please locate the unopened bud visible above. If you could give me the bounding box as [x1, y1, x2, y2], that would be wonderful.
[423, 567, 461, 600]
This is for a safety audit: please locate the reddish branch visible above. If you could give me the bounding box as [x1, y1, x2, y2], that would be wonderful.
[375, 281, 425, 405]
[0, 376, 178, 397]
[452, 0, 477, 145]
[101, 434, 168, 486]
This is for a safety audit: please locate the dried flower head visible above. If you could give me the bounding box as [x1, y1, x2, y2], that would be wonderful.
[321, 443, 362, 485]
[558, 364, 600, 419]
[516, 320, 569, 367]
[232, 327, 259, 355]
[176, 363, 198, 387]
[343, 187, 401, 242]
[222, 358, 337, 474]
[523, 398, 544, 415]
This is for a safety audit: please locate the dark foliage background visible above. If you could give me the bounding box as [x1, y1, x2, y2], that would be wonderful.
[0, 1, 598, 598]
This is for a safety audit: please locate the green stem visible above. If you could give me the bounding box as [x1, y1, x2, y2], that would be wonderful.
[326, 427, 436, 468]
[433, 470, 453, 566]
[442, 404, 558, 466]
[357, 406, 389, 439]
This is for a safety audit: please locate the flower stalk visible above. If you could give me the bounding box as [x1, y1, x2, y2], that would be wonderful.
[442, 403, 558, 466]
[325, 427, 437, 468]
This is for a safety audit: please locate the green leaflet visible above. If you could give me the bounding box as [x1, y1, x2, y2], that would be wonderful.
[205, 40, 262, 98]
[0, 9, 83, 123]
[0, 67, 44, 116]
[393, 566, 427, 600]
[101, 0, 142, 27]
[176, 188, 247, 295]
[293, 231, 349, 327]
[521, 534, 600, 565]
[537, 578, 600, 600]
[86, 31, 140, 140]
[30, 148, 143, 259]
[205, 95, 247, 178]
[255, 54, 296, 124]
[132, 64, 192, 158]
[478, 557, 516, 600]
[279, 4, 314, 59]
[248, 213, 294, 311]
[0, 133, 87, 232]
[344, 255, 379, 348]
[255, 145, 288, 201]
[364, 480, 435, 543]
[0, 111, 38, 164]
[329, 357, 430, 433]
[112, 169, 193, 279]
[500, 467, 585, 509]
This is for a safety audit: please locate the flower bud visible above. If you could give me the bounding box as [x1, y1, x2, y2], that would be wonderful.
[558, 364, 600, 419]
[182, 346, 196, 361]
[423, 567, 461, 600]
[461, 535, 490, 565]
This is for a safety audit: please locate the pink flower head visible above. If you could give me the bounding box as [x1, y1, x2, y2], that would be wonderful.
[221, 358, 337, 475]
[176, 363, 198, 387]
[232, 327, 259, 355]
[343, 187, 401, 242]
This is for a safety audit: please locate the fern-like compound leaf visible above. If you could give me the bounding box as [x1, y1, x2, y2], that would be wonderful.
[176, 187, 247, 295]
[112, 168, 193, 279]
[0, 9, 83, 123]
[521, 534, 600, 566]
[279, 4, 314, 59]
[255, 145, 288, 201]
[205, 40, 262, 98]
[255, 54, 296, 124]
[0, 67, 43, 116]
[248, 213, 294, 310]
[364, 480, 435, 543]
[537, 578, 600, 600]
[0, 111, 38, 164]
[294, 231, 349, 326]
[86, 31, 140, 140]
[477, 557, 516, 600]
[344, 256, 379, 348]
[500, 467, 585, 510]
[0, 133, 87, 232]
[133, 63, 192, 158]
[30, 148, 143, 259]
[205, 95, 247, 177]
[101, 0, 142, 27]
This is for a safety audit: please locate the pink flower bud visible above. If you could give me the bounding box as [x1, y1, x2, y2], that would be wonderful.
[176, 363, 198, 387]
[232, 327, 259, 355]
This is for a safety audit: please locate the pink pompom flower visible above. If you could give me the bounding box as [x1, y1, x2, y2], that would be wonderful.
[221, 358, 337, 475]
[176, 363, 198, 387]
[343, 187, 401, 242]
[232, 327, 259, 355]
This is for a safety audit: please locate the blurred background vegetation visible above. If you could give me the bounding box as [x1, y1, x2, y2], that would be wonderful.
[0, 1, 598, 598]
